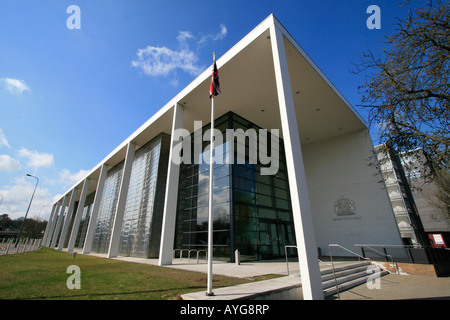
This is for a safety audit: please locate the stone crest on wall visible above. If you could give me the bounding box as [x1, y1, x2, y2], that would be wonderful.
[334, 196, 356, 216]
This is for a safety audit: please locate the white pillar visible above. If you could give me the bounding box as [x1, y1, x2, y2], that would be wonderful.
[82, 164, 108, 254]
[57, 188, 78, 250]
[42, 204, 57, 246]
[45, 202, 61, 247]
[67, 178, 90, 252]
[107, 142, 136, 258]
[158, 103, 184, 266]
[51, 195, 69, 248]
[270, 22, 324, 300]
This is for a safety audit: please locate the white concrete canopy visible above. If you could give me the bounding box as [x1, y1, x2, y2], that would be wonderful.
[54, 15, 366, 201]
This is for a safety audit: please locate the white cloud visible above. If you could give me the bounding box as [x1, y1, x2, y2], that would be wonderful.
[0, 154, 21, 171]
[58, 168, 89, 188]
[213, 24, 228, 40]
[131, 41, 203, 78]
[17, 147, 54, 169]
[199, 24, 228, 43]
[177, 30, 194, 42]
[132, 24, 227, 84]
[0, 177, 52, 220]
[0, 128, 10, 148]
[1, 78, 30, 95]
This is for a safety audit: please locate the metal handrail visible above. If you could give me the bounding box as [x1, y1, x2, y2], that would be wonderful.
[284, 245, 332, 276]
[173, 249, 181, 259]
[173, 249, 208, 264]
[196, 250, 207, 264]
[354, 244, 399, 274]
[188, 249, 197, 263]
[284, 245, 297, 275]
[328, 244, 371, 300]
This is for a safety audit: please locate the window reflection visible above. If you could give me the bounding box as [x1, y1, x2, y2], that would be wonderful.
[118, 134, 170, 258]
[91, 162, 124, 254]
[74, 192, 95, 249]
[174, 112, 295, 262]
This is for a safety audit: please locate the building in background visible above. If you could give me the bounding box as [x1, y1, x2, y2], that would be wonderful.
[376, 145, 450, 248]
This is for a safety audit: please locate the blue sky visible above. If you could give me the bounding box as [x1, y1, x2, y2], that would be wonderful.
[0, 0, 418, 220]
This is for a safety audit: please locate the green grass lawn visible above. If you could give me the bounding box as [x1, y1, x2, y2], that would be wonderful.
[0, 248, 275, 300]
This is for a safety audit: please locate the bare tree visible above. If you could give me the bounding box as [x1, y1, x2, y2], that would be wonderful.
[424, 169, 450, 218]
[353, 0, 449, 181]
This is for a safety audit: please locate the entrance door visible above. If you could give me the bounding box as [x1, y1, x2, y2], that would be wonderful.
[260, 219, 289, 259]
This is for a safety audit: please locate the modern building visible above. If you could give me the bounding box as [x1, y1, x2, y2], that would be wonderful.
[376, 145, 450, 248]
[42, 15, 403, 300]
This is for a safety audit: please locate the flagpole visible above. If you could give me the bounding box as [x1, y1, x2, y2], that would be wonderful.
[206, 52, 216, 296]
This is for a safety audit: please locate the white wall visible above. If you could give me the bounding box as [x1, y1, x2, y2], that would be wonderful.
[302, 129, 403, 255]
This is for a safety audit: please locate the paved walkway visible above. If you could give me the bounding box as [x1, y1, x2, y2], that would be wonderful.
[326, 273, 450, 300]
[113, 256, 303, 278]
[112, 256, 450, 300]
[70, 251, 450, 300]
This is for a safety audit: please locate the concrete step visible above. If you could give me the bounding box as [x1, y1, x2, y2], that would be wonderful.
[324, 270, 390, 297]
[323, 270, 372, 289]
[320, 261, 371, 276]
[321, 262, 389, 297]
[321, 265, 371, 282]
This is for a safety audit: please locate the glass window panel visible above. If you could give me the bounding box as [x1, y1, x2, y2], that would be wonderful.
[92, 161, 124, 254]
[276, 198, 289, 210]
[256, 182, 272, 196]
[257, 194, 273, 207]
[273, 177, 287, 188]
[196, 194, 209, 207]
[116, 135, 170, 258]
[196, 205, 209, 220]
[277, 210, 290, 222]
[234, 190, 255, 204]
[274, 187, 288, 200]
[175, 112, 294, 262]
[259, 208, 277, 219]
[255, 173, 271, 184]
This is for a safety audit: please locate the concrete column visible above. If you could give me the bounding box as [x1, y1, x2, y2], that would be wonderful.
[42, 204, 57, 246]
[270, 23, 324, 300]
[82, 164, 109, 254]
[107, 142, 136, 258]
[57, 188, 78, 250]
[46, 201, 61, 247]
[50, 195, 69, 248]
[158, 103, 184, 266]
[67, 178, 90, 252]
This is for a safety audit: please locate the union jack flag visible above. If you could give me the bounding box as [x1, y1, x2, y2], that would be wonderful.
[209, 61, 220, 99]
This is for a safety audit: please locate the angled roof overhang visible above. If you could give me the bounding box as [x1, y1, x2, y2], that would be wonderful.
[58, 14, 367, 200]
[177, 14, 367, 141]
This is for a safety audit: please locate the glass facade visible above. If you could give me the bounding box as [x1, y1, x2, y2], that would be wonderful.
[175, 115, 232, 260]
[118, 134, 170, 258]
[91, 161, 124, 254]
[174, 112, 296, 262]
[74, 191, 95, 249]
[62, 202, 78, 248]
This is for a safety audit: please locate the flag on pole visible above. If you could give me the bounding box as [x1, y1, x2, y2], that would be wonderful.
[209, 61, 221, 99]
[206, 53, 218, 296]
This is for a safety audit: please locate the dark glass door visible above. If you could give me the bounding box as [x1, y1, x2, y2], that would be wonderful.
[260, 219, 290, 259]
